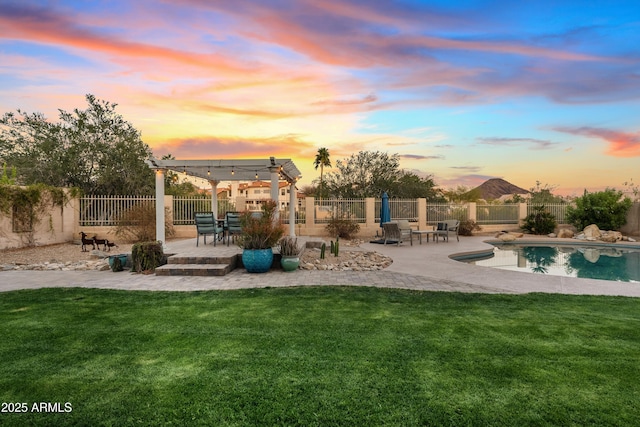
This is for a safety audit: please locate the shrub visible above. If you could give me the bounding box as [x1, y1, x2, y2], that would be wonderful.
[114, 203, 175, 243]
[522, 205, 557, 235]
[566, 189, 632, 231]
[458, 219, 482, 236]
[326, 215, 360, 239]
[131, 241, 166, 273]
[237, 201, 284, 249]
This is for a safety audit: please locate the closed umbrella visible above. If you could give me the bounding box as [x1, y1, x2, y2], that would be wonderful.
[380, 192, 390, 228]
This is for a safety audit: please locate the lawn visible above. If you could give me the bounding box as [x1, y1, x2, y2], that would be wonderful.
[1, 287, 639, 426]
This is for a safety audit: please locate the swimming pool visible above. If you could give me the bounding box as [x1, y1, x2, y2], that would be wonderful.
[459, 243, 640, 283]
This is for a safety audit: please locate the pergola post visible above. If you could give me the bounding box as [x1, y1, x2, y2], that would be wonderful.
[209, 180, 219, 218]
[154, 169, 165, 244]
[269, 167, 280, 220]
[289, 182, 296, 236]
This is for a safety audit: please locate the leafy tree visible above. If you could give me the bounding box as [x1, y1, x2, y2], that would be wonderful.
[444, 185, 482, 202]
[0, 94, 154, 195]
[528, 181, 565, 205]
[323, 150, 441, 199]
[0, 163, 17, 185]
[161, 154, 202, 197]
[566, 188, 632, 230]
[313, 147, 332, 197]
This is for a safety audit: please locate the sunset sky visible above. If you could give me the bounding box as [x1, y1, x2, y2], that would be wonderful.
[1, 0, 639, 196]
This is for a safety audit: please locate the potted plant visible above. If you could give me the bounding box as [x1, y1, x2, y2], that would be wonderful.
[279, 236, 303, 272]
[237, 200, 285, 273]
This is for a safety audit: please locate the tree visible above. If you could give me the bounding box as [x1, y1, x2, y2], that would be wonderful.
[313, 147, 331, 196]
[444, 185, 482, 202]
[0, 94, 155, 195]
[322, 150, 442, 199]
[566, 188, 632, 230]
[161, 154, 202, 197]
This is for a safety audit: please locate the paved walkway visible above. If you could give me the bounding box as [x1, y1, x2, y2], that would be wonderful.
[2, 236, 639, 297]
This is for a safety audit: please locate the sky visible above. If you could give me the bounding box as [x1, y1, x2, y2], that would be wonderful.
[1, 0, 639, 196]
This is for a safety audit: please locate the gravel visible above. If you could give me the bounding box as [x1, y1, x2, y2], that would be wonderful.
[0, 242, 134, 265]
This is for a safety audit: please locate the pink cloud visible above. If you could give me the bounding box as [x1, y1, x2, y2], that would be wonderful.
[553, 126, 640, 157]
[152, 135, 316, 159]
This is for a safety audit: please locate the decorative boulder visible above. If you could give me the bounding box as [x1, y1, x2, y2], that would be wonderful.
[557, 229, 574, 239]
[600, 231, 622, 243]
[583, 224, 601, 239]
[499, 233, 517, 242]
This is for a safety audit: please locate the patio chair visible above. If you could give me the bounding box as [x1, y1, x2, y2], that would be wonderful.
[396, 219, 414, 246]
[194, 212, 224, 247]
[225, 211, 242, 246]
[382, 222, 413, 246]
[434, 219, 460, 242]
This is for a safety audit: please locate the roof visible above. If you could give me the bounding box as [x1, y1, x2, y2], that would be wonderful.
[146, 157, 302, 184]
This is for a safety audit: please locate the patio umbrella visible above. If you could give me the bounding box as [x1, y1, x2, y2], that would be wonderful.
[380, 192, 390, 228]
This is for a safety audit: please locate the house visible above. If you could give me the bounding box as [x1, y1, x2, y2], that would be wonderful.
[237, 181, 301, 211]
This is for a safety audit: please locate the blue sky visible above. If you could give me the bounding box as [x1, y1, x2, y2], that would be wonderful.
[1, 0, 639, 195]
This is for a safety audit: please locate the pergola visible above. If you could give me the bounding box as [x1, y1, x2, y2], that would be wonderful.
[146, 157, 302, 243]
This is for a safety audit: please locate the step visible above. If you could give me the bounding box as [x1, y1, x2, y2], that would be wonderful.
[155, 263, 231, 277]
[168, 255, 238, 267]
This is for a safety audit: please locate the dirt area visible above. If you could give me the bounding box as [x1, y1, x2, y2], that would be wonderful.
[0, 242, 135, 265]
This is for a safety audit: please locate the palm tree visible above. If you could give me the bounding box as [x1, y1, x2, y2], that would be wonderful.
[313, 147, 331, 195]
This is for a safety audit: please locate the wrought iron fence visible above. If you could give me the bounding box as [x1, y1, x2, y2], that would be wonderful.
[476, 204, 519, 224]
[313, 199, 367, 223]
[173, 197, 235, 225]
[374, 199, 419, 222]
[79, 195, 155, 226]
[527, 203, 570, 224]
[426, 203, 468, 225]
[280, 204, 306, 224]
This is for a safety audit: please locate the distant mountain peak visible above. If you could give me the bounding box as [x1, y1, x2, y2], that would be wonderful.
[471, 178, 529, 200]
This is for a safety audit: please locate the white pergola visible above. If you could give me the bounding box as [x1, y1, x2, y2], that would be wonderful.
[146, 157, 302, 244]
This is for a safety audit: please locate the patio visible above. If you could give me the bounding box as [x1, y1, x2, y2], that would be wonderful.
[2, 236, 639, 297]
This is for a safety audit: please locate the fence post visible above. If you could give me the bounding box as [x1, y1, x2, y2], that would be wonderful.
[467, 202, 477, 222]
[418, 198, 427, 230]
[365, 198, 375, 229]
[305, 197, 315, 232]
[165, 195, 174, 225]
[518, 202, 527, 226]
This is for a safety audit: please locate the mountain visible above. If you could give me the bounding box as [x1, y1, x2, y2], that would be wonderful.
[470, 178, 529, 200]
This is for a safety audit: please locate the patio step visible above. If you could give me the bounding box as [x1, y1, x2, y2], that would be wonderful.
[155, 253, 239, 276]
[155, 263, 232, 276]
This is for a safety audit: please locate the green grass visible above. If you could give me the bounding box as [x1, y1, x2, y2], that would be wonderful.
[1, 287, 639, 426]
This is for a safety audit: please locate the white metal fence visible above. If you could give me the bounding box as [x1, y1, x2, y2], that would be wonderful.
[314, 199, 367, 223]
[374, 199, 419, 222]
[79, 195, 155, 226]
[426, 203, 469, 224]
[79, 196, 574, 227]
[527, 203, 569, 224]
[172, 197, 235, 225]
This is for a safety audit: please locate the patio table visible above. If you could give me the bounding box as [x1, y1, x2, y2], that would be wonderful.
[412, 230, 438, 244]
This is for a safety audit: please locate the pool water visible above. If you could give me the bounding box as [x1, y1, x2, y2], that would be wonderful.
[462, 245, 640, 283]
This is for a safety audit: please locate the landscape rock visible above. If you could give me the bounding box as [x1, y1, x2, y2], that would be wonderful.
[557, 229, 574, 239]
[583, 224, 601, 239]
[498, 233, 517, 242]
[547, 233, 556, 238]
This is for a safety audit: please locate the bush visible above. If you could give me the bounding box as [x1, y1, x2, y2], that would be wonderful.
[114, 203, 175, 243]
[522, 205, 557, 235]
[131, 241, 166, 273]
[458, 219, 481, 236]
[566, 189, 632, 231]
[326, 215, 360, 239]
[238, 201, 284, 249]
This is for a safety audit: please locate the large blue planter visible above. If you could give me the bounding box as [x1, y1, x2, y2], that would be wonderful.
[242, 248, 274, 273]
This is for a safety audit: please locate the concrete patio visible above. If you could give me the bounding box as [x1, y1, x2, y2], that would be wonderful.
[1, 236, 639, 297]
